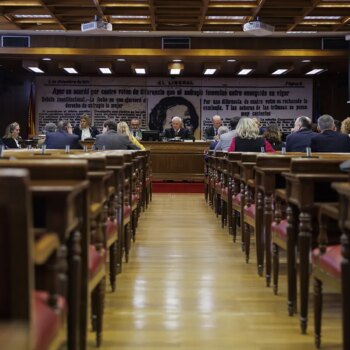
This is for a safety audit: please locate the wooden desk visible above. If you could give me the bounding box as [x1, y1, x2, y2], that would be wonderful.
[143, 141, 208, 181]
[80, 139, 208, 181]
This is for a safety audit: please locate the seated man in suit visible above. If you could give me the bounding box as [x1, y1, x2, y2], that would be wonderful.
[204, 115, 222, 140]
[94, 119, 140, 150]
[286, 116, 317, 152]
[311, 114, 350, 152]
[163, 116, 191, 140]
[130, 118, 143, 140]
[44, 120, 81, 149]
[215, 116, 240, 151]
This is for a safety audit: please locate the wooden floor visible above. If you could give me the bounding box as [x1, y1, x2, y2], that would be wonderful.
[88, 194, 342, 350]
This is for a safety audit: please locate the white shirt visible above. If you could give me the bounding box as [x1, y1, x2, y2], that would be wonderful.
[81, 128, 92, 140]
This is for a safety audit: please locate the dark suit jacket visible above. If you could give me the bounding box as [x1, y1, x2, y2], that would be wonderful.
[44, 131, 81, 149]
[94, 130, 139, 150]
[286, 129, 318, 152]
[2, 138, 20, 149]
[73, 126, 99, 140]
[164, 128, 191, 139]
[310, 130, 350, 152]
[204, 126, 218, 140]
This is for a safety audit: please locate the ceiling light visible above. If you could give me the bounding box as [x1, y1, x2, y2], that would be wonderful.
[97, 62, 113, 75]
[117, 58, 126, 62]
[131, 64, 147, 75]
[203, 64, 220, 76]
[287, 31, 317, 34]
[14, 14, 52, 18]
[305, 68, 327, 75]
[172, 59, 182, 62]
[23, 60, 45, 74]
[304, 16, 341, 20]
[271, 69, 288, 76]
[111, 15, 150, 19]
[227, 59, 236, 62]
[206, 16, 245, 20]
[59, 62, 79, 74]
[237, 68, 253, 75]
[270, 64, 293, 76]
[42, 57, 51, 61]
[302, 59, 311, 63]
[202, 31, 234, 34]
[168, 63, 184, 75]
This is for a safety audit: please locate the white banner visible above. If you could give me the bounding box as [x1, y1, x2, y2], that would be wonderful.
[35, 77, 312, 138]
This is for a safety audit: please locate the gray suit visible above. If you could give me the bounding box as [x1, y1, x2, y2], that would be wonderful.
[215, 130, 236, 151]
[94, 130, 139, 150]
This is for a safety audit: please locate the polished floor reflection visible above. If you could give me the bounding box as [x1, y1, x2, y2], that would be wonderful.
[89, 193, 342, 350]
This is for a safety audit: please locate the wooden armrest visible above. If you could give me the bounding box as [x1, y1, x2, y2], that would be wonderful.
[317, 203, 340, 221]
[90, 202, 102, 217]
[275, 189, 286, 201]
[108, 186, 115, 197]
[34, 233, 60, 265]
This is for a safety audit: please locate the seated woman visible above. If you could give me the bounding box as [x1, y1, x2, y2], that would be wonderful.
[2, 122, 21, 149]
[117, 121, 145, 150]
[263, 124, 285, 151]
[73, 114, 99, 140]
[228, 117, 275, 152]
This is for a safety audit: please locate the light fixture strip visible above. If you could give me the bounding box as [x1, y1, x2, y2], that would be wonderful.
[99, 68, 112, 74]
[237, 68, 253, 75]
[28, 67, 44, 73]
[271, 69, 288, 75]
[306, 68, 325, 75]
[204, 68, 217, 75]
[64, 68, 78, 74]
[135, 68, 146, 74]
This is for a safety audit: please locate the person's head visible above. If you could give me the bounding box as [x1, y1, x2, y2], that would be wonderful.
[171, 116, 182, 131]
[341, 117, 350, 134]
[103, 119, 117, 133]
[235, 118, 259, 139]
[149, 96, 199, 133]
[230, 117, 241, 130]
[130, 118, 140, 130]
[334, 119, 341, 132]
[117, 121, 131, 137]
[80, 114, 91, 129]
[317, 114, 335, 132]
[212, 115, 222, 129]
[217, 126, 229, 136]
[263, 124, 282, 144]
[4, 122, 20, 139]
[43, 122, 56, 134]
[57, 120, 73, 134]
[292, 116, 312, 132]
[252, 117, 261, 127]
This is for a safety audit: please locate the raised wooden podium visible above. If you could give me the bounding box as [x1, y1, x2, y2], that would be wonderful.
[80, 140, 209, 182]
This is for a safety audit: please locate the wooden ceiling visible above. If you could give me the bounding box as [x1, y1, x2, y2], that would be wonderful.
[0, 0, 349, 34]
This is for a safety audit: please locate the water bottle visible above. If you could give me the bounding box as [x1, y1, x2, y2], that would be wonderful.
[281, 147, 286, 155]
[260, 146, 265, 153]
[41, 144, 46, 155]
[65, 145, 70, 154]
[306, 147, 312, 158]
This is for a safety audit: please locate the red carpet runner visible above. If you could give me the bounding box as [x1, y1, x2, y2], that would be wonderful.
[152, 182, 204, 193]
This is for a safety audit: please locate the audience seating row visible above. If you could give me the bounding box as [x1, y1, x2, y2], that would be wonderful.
[0, 148, 152, 349]
[205, 150, 350, 349]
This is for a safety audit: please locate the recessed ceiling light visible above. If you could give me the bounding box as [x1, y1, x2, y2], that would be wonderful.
[42, 58, 51, 61]
[305, 68, 327, 75]
[204, 68, 217, 75]
[111, 15, 150, 19]
[203, 31, 234, 34]
[302, 59, 311, 63]
[28, 67, 44, 73]
[117, 58, 126, 62]
[227, 59, 236, 62]
[135, 68, 146, 74]
[304, 16, 341, 20]
[206, 16, 245, 20]
[237, 68, 253, 75]
[99, 68, 113, 74]
[63, 68, 78, 74]
[287, 31, 317, 34]
[173, 59, 182, 62]
[271, 69, 289, 76]
[14, 14, 52, 18]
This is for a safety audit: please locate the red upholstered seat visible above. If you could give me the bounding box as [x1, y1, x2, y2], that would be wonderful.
[89, 245, 106, 279]
[221, 187, 228, 199]
[124, 205, 131, 219]
[131, 194, 139, 206]
[312, 245, 341, 279]
[215, 181, 222, 192]
[244, 204, 256, 219]
[106, 218, 117, 240]
[272, 219, 288, 242]
[232, 193, 242, 205]
[34, 291, 66, 350]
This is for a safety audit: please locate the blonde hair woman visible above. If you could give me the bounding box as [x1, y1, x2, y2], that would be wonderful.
[117, 121, 145, 150]
[228, 117, 275, 152]
[341, 117, 350, 135]
[2, 122, 21, 148]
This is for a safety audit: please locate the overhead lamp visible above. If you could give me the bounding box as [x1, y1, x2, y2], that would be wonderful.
[131, 64, 147, 75]
[97, 62, 113, 75]
[59, 62, 79, 74]
[237, 65, 255, 76]
[304, 64, 327, 76]
[168, 62, 184, 75]
[270, 64, 293, 76]
[22, 60, 45, 74]
[203, 64, 220, 76]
